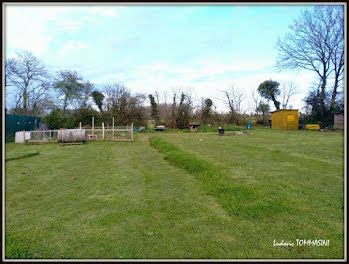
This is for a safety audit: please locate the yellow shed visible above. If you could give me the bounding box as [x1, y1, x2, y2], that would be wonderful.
[271, 109, 299, 130]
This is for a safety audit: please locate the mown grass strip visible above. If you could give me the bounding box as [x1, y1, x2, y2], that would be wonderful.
[5, 151, 40, 162]
[150, 136, 292, 219]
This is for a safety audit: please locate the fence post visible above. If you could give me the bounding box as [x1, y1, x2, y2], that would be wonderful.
[23, 130, 25, 143]
[79, 122, 82, 129]
[49, 130, 51, 141]
[102, 122, 105, 140]
[131, 123, 134, 142]
[92, 116, 94, 136]
[112, 117, 115, 141]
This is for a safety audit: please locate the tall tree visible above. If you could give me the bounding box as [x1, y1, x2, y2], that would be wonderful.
[7, 50, 50, 114]
[148, 94, 159, 124]
[201, 98, 213, 124]
[329, 6, 344, 109]
[80, 81, 94, 108]
[257, 80, 281, 110]
[280, 81, 297, 109]
[53, 70, 84, 117]
[276, 5, 344, 116]
[223, 85, 244, 124]
[170, 92, 177, 128]
[91, 91, 105, 113]
[257, 102, 270, 126]
[176, 92, 192, 129]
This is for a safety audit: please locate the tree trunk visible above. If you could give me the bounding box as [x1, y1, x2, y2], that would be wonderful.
[23, 86, 27, 113]
[63, 96, 68, 118]
[330, 77, 339, 110]
[319, 75, 326, 116]
[271, 95, 280, 110]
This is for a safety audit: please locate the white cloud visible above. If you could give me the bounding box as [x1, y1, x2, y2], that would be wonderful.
[57, 20, 85, 33]
[123, 65, 315, 113]
[5, 6, 69, 56]
[59, 40, 88, 56]
[90, 59, 315, 113]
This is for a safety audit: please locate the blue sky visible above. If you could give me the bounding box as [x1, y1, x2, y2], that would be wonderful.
[5, 4, 320, 112]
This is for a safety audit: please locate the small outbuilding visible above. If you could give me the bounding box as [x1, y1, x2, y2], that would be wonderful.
[189, 123, 200, 132]
[271, 109, 299, 130]
[334, 112, 344, 129]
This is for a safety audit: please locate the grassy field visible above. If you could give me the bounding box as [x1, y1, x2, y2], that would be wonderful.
[5, 129, 344, 259]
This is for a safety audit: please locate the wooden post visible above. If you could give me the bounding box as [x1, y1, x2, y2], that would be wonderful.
[49, 130, 51, 141]
[101, 123, 104, 139]
[79, 122, 82, 129]
[131, 123, 134, 142]
[23, 130, 25, 143]
[92, 116, 94, 136]
[112, 117, 115, 141]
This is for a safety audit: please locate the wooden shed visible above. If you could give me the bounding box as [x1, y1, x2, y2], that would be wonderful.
[271, 109, 299, 130]
[334, 113, 344, 129]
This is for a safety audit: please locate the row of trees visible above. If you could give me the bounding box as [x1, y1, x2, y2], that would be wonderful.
[5, 5, 344, 129]
[4, 50, 290, 129]
[4, 49, 337, 129]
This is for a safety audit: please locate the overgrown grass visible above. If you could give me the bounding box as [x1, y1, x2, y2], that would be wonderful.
[150, 137, 292, 220]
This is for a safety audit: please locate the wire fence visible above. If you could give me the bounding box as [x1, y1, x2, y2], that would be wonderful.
[15, 117, 133, 143]
[19, 125, 133, 143]
[84, 125, 133, 142]
[26, 130, 59, 143]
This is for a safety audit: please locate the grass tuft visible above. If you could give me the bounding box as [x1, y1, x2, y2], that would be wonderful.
[149, 136, 179, 153]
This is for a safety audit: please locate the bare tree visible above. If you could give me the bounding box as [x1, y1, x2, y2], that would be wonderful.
[5, 58, 17, 88]
[280, 81, 297, 109]
[222, 85, 244, 124]
[170, 91, 177, 128]
[103, 82, 128, 112]
[329, 6, 344, 109]
[103, 82, 146, 125]
[251, 90, 262, 116]
[154, 91, 160, 106]
[276, 5, 344, 116]
[7, 50, 50, 114]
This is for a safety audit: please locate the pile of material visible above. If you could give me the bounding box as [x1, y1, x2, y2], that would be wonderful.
[226, 131, 250, 135]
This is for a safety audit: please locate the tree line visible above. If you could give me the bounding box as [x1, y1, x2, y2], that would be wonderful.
[5, 5, 344, 129]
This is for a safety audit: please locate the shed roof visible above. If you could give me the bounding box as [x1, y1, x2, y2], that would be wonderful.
[271, 109, 299, 113]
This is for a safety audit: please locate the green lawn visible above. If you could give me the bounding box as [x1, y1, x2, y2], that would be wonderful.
[5, 129, 344, 259]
